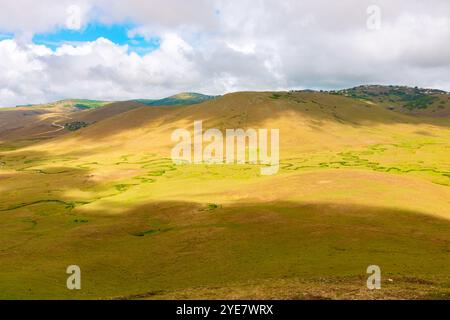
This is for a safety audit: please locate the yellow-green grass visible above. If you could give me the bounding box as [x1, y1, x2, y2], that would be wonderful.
[0, 91, 449, 299]
[1, 198, 449, 299]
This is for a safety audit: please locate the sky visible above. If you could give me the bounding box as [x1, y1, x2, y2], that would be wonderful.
[1, 0, 450, 107]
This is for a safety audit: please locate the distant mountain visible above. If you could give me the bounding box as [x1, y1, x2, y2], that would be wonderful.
[70, 99, 111, 110]
[16, 99, 110, 111]
[14, 93, 216, 110]
[134, 92, 217, 106]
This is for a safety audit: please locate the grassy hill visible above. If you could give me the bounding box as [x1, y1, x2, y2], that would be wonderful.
[0, 87, 449, 299]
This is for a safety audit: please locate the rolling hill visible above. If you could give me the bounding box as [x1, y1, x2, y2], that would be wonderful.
[0, 93, 218, 143]
[0, 86, 449, 299]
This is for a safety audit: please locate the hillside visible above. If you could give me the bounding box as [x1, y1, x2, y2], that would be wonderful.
[331, 85, 450, 116]
[0, 87, 449, 299]
[0, 101, 144, 143]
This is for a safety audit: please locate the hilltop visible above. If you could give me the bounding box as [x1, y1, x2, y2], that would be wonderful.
[16, 99, 111, 112]
[134, 92, 217, 106]
[329, 85, 450, 115]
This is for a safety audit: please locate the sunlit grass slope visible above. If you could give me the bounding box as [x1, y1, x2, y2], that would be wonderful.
[0, 90, 449, 299]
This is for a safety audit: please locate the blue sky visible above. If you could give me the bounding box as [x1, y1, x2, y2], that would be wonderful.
[0, 32, 13, 40]
[33, 22, 161, 55]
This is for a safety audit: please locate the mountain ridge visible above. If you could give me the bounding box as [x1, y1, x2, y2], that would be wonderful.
[5, 84, 450, 113]
[0, 86, 449, 144]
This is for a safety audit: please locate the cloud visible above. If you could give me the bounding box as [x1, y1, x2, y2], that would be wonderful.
[1, 0, 450, 106]
[0, 35, 204, 106]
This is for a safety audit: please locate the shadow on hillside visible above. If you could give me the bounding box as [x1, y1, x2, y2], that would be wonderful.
[1, 192, 449, 299]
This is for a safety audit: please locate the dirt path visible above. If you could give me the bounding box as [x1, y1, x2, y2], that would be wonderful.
[34, 114, 72, 136]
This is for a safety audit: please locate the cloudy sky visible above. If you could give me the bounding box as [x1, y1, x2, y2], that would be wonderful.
[1, 0, 450, 106]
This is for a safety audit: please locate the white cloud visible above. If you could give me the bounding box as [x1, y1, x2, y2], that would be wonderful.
[0, 35, 206, 106]
[1, 0, 450, 106]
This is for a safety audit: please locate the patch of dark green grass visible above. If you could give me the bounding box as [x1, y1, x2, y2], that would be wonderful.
[200, 203, 222, 212]
[270, 93, 282, 100]
[115, 184, 138, 192]
[73, 218, 89, 224]
[0, 200, 75, 212]
[64, 121, 88, 131]
[132, 228, 172, 237]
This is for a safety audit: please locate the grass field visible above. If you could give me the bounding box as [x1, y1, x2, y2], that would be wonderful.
[0, 89, 449, 299]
